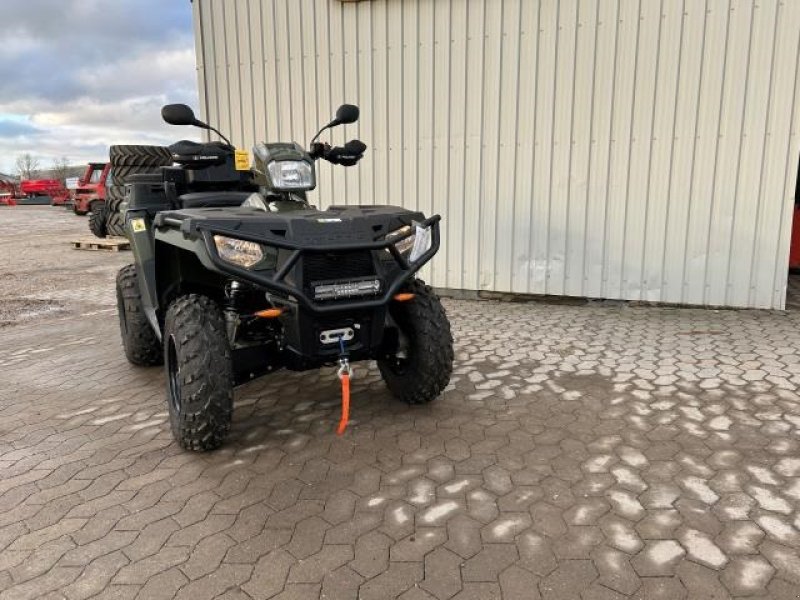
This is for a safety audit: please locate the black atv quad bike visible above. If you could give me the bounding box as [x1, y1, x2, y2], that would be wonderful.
[115, 103, 454, 451]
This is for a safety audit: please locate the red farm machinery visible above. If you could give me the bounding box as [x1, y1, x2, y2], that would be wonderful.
[18, 179, 69, 205]
[0, 178, 18, 206]
[70, 162, 110, 215]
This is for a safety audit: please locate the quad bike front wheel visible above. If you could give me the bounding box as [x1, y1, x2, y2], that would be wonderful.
[116, 264, 162, 366]
[378, 279, 454, 404]
[164, 294, 233, 451]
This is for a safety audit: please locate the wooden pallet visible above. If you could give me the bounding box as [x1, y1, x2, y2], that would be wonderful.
[71, 237, 130, 252]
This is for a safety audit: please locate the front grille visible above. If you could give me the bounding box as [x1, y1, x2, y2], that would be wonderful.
[303, 251, 375, 286]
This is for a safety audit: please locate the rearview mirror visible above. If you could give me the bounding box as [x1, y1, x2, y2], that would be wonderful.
[334, 104, 359, 125]
[162, 104, 198, 126]
[310, 103, 361, 144]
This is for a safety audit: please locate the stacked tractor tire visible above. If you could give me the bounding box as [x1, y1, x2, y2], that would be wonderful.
[87, 202, 108, 238]
[94, 145, 172, 238]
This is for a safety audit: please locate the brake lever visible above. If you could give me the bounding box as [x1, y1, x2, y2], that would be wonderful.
[309, 142, 330, 160]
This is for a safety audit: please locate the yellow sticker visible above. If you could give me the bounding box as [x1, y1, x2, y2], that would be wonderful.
[234, 149, 250, 171]
[130, 218, 146, 233]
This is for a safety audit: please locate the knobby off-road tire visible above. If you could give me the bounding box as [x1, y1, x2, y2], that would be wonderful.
[88, 201, 107, 238]
[106, 146, 171, 235]
[378, 279, 454, 404]
[109, 144, 173, 167]
[106, 184, 125, 212]
[164, 294, 233, 451]
[105, 186, 126, 237]
[116, 264, 162, 366]
[109, 145, 172, 185]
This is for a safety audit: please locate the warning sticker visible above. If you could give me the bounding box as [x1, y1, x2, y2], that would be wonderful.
[234, 149, 250, 171]
[130, 218, 146, 233]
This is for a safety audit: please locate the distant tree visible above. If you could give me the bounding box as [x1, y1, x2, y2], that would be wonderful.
[50, 156, 71, 184]
[15, 153, 40, 180]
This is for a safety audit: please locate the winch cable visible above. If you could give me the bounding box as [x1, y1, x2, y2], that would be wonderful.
[335, 336, 352, 435]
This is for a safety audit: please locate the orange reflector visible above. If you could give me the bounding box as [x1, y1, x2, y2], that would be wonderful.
[393, 293, 416, 302]
[254, 308, 283, 318]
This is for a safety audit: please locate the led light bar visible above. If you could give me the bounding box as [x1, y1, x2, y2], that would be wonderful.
[313, 278, 381, 301]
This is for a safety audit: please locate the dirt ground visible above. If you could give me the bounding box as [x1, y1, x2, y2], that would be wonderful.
[0, 207, 128, 326]
[2, 206, 800, 599]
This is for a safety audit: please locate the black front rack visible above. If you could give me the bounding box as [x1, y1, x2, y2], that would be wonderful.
[181, 214, 441, 314]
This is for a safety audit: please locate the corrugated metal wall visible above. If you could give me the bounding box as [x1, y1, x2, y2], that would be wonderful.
[192, 0, 800, 309]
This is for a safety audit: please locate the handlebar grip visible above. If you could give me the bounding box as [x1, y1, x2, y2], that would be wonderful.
[343, 139, 367, 154]
[327, 139, 367, 166]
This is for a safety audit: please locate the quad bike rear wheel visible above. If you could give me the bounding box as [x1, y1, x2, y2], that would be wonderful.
[88, 201, 107, 238]
[378, 279, 454, 404]
[164, 294, 233, 451]
[116, 264, 162, 366]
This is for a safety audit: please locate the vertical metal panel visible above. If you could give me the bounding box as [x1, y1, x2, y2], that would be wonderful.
[583, 0, 618, 298]
[511, 0, 538, 294]
[567, 0, 598, 297]
[462, 0, 485, 291]
[193, 0, 800, 309]
[662, 0, 706, 305]
[771, 1, 800, 308]
[602, 0, 638, 300]
[643, 0, 682, 302]
[752, 0, 800, 308]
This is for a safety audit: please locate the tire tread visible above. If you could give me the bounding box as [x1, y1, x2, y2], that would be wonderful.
[378, 279, 454, 405]
[116, 264, 161, 366]
[164, 294, 233, 451]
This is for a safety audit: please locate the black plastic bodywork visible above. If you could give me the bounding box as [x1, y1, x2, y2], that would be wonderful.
[126, 179, 440, 382]
[122, 135, 440, 384]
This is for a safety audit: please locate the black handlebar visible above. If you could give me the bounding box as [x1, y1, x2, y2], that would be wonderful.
[310, 139, 367, 166]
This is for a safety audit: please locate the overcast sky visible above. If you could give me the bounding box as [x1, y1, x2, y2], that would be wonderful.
[0, 0, 199, 175]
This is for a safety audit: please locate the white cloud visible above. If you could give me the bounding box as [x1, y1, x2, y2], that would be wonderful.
[0, 0, 200, 174]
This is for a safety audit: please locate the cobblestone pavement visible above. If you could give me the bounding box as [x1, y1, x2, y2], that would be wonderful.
[2, 207, 800, 599]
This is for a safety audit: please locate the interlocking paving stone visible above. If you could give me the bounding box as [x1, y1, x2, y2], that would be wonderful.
[3, 208, 800, 598]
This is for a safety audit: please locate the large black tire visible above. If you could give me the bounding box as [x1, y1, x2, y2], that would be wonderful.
[378, 279, 454, 404]
[109, 145, 173, 167]
[109, 145, 172, 185]
[106, 211, 126, 237]
[105, 186, 126, 237]
[116, 264, 162, 366]
[88, 201, 107, 238]
[164, 295, 233, 451]
[112, 164, 168, 186]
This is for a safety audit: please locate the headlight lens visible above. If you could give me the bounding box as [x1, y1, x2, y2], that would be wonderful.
[386, 226, 415, 256]
[385, 223, 432, 262]
[267, 160, 314, 190]
[214, 235, 264, 269]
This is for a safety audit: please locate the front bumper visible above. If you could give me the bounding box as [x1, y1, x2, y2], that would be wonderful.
[154, 211, 441, 315]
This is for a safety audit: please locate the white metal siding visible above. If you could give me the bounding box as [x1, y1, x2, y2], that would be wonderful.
[193, 0, 800, 309]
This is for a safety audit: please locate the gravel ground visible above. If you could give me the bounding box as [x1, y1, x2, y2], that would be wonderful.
[0, 206, 128, 326]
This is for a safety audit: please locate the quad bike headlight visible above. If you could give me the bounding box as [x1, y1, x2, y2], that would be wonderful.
[385, 223, 432, 262]
[213, 235, 278, 271]
[267, 160, 314, 190]
[386, 226, 415, 256]
[214, 235, 263, 268]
